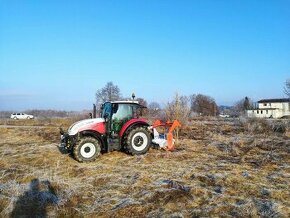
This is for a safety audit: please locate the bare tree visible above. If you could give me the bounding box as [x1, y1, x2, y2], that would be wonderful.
[190, 94, 218, 116]
[165, 93, 190, 125]
[243, 96, 252, 110]
[234, 96, 253, 115]
[95, 82, 121, 108]
[164, 93, 190, 144]
[148, 102, 161, 118]
[284, 79, 290, 98]
[134, 97, 148, 116]
[136, 98, 147, 107]
[234, 99, 245, 115]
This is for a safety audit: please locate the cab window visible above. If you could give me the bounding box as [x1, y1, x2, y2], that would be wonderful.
[112, 104, 133, 121]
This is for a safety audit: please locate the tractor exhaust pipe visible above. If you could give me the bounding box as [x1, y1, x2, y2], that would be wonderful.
[93, 104, 97, 118]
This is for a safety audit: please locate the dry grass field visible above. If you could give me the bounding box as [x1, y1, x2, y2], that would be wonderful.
[0, 118, 289, 217]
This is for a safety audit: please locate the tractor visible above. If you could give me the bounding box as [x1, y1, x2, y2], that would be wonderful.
[60, 101, 153, 162]
[60, 100, 181, 162]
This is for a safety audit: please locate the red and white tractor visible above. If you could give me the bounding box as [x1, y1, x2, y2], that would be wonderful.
[60, 100, 180, 162]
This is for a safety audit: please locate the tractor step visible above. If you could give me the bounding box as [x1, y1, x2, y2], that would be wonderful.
[107, 137, 121, 152]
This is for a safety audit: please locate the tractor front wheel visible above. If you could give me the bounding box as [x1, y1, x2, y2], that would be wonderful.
[124, 127, 151, 155]
[73, 137, 101, 162]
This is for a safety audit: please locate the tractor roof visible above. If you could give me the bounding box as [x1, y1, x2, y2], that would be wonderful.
[111, 100, 139, 104]
[105, 100, 147, 108]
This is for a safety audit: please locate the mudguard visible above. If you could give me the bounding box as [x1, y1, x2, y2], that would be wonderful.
[119, 118, 149, 137]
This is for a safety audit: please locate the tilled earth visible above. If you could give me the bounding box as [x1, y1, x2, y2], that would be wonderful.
[0, 118, 289, 217]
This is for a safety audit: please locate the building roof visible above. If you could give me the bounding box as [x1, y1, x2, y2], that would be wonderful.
[258, 98, 290, 103]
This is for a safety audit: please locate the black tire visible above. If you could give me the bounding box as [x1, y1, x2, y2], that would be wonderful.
[123, 126, 151, 155]
[73, 137, 101, 162]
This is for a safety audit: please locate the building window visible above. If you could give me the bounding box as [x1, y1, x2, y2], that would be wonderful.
[261, 110, 263, 114]
[257, 110, 259, 114]
[266, 110, 268, 114]
[264, 103, 267, 106]
[269, 103, 271, 107]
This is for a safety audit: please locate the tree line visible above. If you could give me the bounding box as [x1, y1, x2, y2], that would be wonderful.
[95, 82, 221, 124]
[95, 79, 290, 124]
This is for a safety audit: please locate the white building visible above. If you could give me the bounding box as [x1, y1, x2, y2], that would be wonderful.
[247, 98, 290, 118]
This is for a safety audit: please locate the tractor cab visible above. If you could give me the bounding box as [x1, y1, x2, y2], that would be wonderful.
[101, 101, 145, 136]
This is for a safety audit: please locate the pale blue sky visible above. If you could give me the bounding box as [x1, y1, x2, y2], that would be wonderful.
[0, 0, 289, 110]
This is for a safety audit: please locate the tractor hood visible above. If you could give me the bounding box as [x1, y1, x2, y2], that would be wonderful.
[68, 118, 105, 135]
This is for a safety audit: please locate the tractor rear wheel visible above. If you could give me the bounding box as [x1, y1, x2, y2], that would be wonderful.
[124, 126, 151, 155]
[73, 137, 101, 162]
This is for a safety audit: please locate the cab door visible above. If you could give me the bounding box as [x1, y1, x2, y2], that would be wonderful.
[101, 102, 113, 134]
[111, 104, 133, 135]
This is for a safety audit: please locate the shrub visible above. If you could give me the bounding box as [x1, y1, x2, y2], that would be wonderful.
[164, 93, 190, 126]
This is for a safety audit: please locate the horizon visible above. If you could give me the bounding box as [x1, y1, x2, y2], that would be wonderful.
[1, 0, 289, 111]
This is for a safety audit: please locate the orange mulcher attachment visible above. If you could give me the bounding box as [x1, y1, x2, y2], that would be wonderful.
[151, 119, 181, 151]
